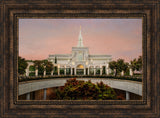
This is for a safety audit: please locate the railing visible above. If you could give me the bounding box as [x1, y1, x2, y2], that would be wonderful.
[18, 75, 142, 82]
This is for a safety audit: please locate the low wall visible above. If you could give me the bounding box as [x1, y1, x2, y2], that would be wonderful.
[19, 78, 142, 96]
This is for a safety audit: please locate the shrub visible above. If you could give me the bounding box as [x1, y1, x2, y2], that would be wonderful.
[29, 72, 35, 76]
[18, 75, 142, 82]
[49, 78, 117, 100]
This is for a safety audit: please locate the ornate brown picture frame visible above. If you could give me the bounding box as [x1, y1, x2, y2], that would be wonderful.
[0, 0, 159, 117]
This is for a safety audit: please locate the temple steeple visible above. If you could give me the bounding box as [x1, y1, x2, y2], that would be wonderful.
[77, 26, 84, 47]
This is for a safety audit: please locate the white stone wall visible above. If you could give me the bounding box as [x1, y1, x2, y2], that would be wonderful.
[19, 78, 142, 96]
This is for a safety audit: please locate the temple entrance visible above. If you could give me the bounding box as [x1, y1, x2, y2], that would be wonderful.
[76, 64, 84, 75]
[76, 69, 84, 75]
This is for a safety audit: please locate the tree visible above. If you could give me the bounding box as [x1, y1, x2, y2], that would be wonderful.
[49, 78, 117, 100]
[33, 60, 42, 68]
[116, 59, 129, 74]
[33, 60, 44, 75]
[18, 56, 28, 75]
[32, 60, 54, 76]
[109, 59, 129, 76]
[123, 62, 129, 73]
[130, 58, 137, 72]
[109, 61, 118, 76]
[136, 56, 142, 71]
[46, 61, 54, 73]
[130, 56, 142, 74]
[42, 60, 53, 73]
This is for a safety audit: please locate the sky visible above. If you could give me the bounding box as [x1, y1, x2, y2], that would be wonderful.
[19, 19, 142, 62]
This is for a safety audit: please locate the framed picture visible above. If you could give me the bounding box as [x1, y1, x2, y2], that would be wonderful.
[18, 18, 143, 101]
[0, 0, 159, 117]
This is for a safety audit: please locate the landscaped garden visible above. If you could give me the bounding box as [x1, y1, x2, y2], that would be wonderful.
[48, 78, 125, 100]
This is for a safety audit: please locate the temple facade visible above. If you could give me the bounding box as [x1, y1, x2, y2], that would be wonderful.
[47, 27, 112, 75]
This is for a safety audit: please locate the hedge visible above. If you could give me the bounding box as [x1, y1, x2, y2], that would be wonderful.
[18, 75, 142, 82]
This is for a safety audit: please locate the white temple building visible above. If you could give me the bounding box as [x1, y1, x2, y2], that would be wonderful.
[47, 27, 112, 75]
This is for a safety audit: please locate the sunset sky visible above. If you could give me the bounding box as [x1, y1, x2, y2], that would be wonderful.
[19, 19, 142, 62]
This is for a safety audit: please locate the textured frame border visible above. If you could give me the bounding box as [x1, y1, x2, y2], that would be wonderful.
[0, 0, 159, 118]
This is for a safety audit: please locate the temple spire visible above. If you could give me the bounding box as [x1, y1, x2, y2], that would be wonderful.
[77, 25, 84, 47]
